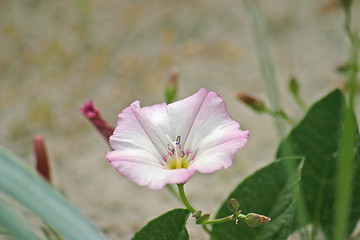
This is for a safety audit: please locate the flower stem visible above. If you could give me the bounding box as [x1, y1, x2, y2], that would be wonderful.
[177, 184, 196, 213]
[293, 93, 307, 111]
[204, 213, 246, 225]
[264, 108, 296, 126]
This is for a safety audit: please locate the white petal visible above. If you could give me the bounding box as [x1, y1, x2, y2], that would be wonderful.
[106, 150, 195, 190]
[188, 130, 249, 173]
[167, 88, 208, 143]
[129, 101, 171, 157]
[109, 104, 161, 159]
[183, 92, 249, 169]
[110, 101, 172, 159]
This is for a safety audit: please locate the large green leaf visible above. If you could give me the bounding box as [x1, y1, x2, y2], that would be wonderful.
[211, 157, 303, 240]
[277, 89, 360, 238]
[132, 208, 190, 240]
[0, 197, 41, 240]
[0, 145, 105, 240]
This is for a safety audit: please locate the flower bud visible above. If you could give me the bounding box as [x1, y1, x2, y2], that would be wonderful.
[288, 77, 299, 95]
[33, 135, 51, 183]
[193, 211, 202, 218]
[165, 68, 179, 104]
[80, 100, 115, 142]
[227, 198, 240, 212]
[245, 213, 271, 227]
[195, 214, 210, 224]
[236, 92, 265, 112]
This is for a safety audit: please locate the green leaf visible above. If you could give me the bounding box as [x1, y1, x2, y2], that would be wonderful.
[132, 208, 190, 240]
[0, 198, 41, 240]
[277, 89, 360, 238]
[0, 145, 105, 240]
[211, 157, 303, 240]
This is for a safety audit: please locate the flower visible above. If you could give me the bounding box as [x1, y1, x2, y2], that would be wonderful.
[106, 88, 249, 190]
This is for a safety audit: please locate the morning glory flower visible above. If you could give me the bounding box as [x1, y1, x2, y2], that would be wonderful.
[106, 88, 249, 190]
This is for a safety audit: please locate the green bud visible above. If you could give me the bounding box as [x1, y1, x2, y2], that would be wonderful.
[165, 68, 178, 104]
[193, 211, 202, 218]
[288, 77, 299, 94]
[227, 198, 240, 212]
[236, 92, 265, 112]
[245, 213, 271, 227]
[196, 214, 210, 224]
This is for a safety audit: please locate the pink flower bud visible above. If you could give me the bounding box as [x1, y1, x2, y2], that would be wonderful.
[245, 213, 271, 227]
[33, 135, 51, 183]
[236, 93, 265, 112]
[80, 100, 115, 141]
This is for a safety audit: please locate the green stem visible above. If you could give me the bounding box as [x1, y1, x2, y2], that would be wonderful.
[293, 93, 307, 111]
[204, 213, 246, 225]
[264, 109, 296, 126]
[334, 2, 359, 239]
[177, 184, 196, 213]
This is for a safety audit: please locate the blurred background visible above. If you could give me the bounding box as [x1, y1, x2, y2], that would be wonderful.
[0, 0, 350, 239]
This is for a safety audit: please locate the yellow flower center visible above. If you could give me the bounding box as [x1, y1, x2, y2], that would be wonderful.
[166, 156, 192, 169]
[164, 135, 193, 170]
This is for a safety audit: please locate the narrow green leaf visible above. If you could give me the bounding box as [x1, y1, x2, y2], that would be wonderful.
[0, 145, 105, 240]
[0, 198, 41, 240]
[277, 89, 360, 238]
[211, 157, 303, 240]
[132, 208, 190, 240]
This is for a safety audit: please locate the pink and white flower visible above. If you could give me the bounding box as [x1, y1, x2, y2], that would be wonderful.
[106, 88, 249, 190]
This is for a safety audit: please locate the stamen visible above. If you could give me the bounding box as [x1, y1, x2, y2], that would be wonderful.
[176, 136, 181, 145]
[164, 134, 193, 170]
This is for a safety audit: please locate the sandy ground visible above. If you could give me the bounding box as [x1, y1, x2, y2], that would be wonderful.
[0, 0, 352, 239]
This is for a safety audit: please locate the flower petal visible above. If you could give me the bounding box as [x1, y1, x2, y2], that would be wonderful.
[167, 88, 208, 141]
[109, 104, 161, 160]
[183, 92, 249, 172]
[106, 150, 195, 190]
[188, 130, 249, 173]
[110, 101, 173, 159]
[129, 101, 171, 157]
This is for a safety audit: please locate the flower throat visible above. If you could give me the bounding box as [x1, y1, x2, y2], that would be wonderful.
[164, 135, 193, 170]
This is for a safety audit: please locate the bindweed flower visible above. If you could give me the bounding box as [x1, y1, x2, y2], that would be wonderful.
[80, 100, 115, 141]
[106, 88, 249, 190]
